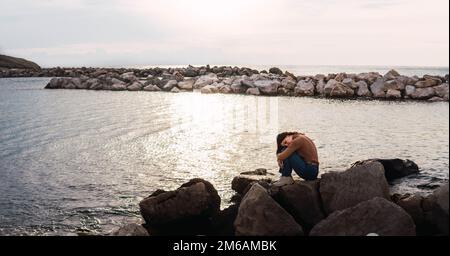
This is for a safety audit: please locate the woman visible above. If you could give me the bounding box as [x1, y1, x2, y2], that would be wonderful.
[273, 131, 319, 186]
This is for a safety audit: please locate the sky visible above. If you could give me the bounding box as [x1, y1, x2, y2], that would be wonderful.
[0, 0, 448, 67]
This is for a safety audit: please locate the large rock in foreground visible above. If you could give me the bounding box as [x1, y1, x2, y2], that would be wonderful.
[139, 178, 220, 235]
[0, 54, 41, 71]
[320, 161, 390, 214]
[234, 183, 304, 236]
[422, 183, 449, 235]
[310, 197, 416, 236]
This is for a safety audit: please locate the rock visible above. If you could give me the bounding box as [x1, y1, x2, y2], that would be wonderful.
[356, 81, 372, 97]
[410, 87, 435, 100]
[310, 197, 416, 236]
[329, 83, 354, 97]
[352, 159, 419, 182]
[234, 183, 304, 236]
[240, 168, 268, 176]
[162, 80, 178, 91]
[184, 66, 199, 77]
[246, 87, 260, 95]
[433, 83, 449, 100]
[281, 77, 297, 90]
[0, 54, 41, 71]
[211, 204, 239, 236]
[370, 78, 386, 98]
[316, 79, 326, 95]
[384, 69, 401, 80]
[143, 84, 161, 91]
[422, 183, 449, 235]
[127, 82, 143, 91]
[200, 84, 219, 94]
[386, 89, 402, 99]
[392, 194, 427, 234]
[357, 72, 381, 84]
[170, 87, 180, 93]
[294, 80, 315, 96]
[253, 80, 280, 95]
[231, 170, 277, 194]
[428, 97, 444, 102]
[320, 161, 390, 214]
[269, 67, 283, 75]
[218, 84, 232, 94]
[194, 73, 218, 89]
[139, 179, 220, 235]
[177, 80, 194, 91]
[111, 223, 149, 236]
[384, 80, 405, 91]
[405, 85, 416, 97]
[45, 78, 61, 89]
[334, 73, 346, 82]
[120, 72, 138, 83]
[415, 79, 440, 88]
[272, 180, 325, 231]
[111, 83, 127, 91]
[87, 78, 103, 90]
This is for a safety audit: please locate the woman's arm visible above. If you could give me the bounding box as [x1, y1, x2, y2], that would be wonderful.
[277, 137, 302, 161]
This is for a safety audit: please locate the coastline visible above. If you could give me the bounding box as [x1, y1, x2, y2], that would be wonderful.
[1, 65, 448, 102]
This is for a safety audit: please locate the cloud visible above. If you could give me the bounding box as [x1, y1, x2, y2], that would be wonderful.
[1, 0, 448, 67]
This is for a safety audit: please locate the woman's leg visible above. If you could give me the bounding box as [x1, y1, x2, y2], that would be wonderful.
[285, 153, 319, 181]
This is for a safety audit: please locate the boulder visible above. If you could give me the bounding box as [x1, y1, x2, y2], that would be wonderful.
[356, 81, 372, 97]
[111, 223, 149, 236]
[320, 161, 390, 214]
[231, 169, 277, 194]
[162, 80, 178, 91]
[370, 78, 386, 98]
[139, 179, 220, 232]
[201, 84, 219, 94]
[428, 97, 444, 102]
[392, 194, 428, 234]
[127, 82, 143, 91]
[316, 79, 326, 96]
[218, 84, 232, 94]
[329, 83, 354, 97]
[415, 79, 440, 88]
[272, 180, 325, 231]
[410, 87, 435, 100]
[170, 87, 180, 93]
[234, 184, 304, 236]
[120, 72, 138, 83]
[384, 69, 401, 80]
[246, 87, 260, 95]
[111, 83, 127, 91]
[386, 89, 402, 99]
[281, 77, 297, 90]
[310, 197, 416, 236]
[269, 67, 283, 75]
[384, 80, 405, 91]
[194, 73, 218, 89]
[433, 83, 449, 100]
[254, 80, 280, 95]
[351, 158, 419, 182]
[294, 80, 315, 96]
[177, 80, 195, 90]
[422, 183, 449, 235]
[143, 84, 161, 91]
[45, 78, 62, 89]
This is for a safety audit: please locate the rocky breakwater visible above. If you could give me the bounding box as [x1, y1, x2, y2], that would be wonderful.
[112, 159, 448, 236]
[40, 66, 449, 102]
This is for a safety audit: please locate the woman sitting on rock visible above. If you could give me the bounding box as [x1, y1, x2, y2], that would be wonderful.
[274, 131, 320, 186]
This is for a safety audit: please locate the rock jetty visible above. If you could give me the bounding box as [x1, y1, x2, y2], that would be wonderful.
[111, 158, 449, 236]
[1, 65, 448, 101]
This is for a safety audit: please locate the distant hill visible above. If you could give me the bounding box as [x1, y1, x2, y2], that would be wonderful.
[0, 54, 41, 71]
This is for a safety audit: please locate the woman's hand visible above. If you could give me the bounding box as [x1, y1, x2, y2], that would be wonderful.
[278, 159, 283, 168]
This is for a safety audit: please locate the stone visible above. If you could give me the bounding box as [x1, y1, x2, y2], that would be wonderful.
[384, 69, 401, 80]
[320, 161, 390, 214]
[422, 183, 449, 235]
[231, 170, 277, 194]
[246, 87, 260, 95]
[405, 85, 416, 97]
[194, 73, 218, 89]
[352, 159, 419, 182]
[269, 67, 283, 75]
[433, 83, 449, 100]
[253, 80, 280, 96]
[139, 179, 220, 233]
[294, 80, 315, 96]
[370, 78, 386, 98]
[234, 184, 304, 236]
[273, 180, 325, 231]
[386, 89, 402, 99]
[410, 87, 435, 100]
[356, 81, 372, 97]
[111, 223, 149, 236]
[127, 82, 143, 91]
[200, 84, 219, 94]
[281, 77, 297, 90]
[143, 84, 161, 91]
[111, 83, 127, 91]
[316, 79, 326, 96]
[177, 80, 194, 90]
[415, 79, 440, 88]
[392, 194, 427, 233]
[218, 85, 232, 94]
[120, 72, 138, 83]
[310, 197, 416, 236]
[162, 80, 178, 91]
[384, 80, 405, 91]
[428, 97, 444, 102]
[329, 83, 354, 97]
[170, 87, 180, 93]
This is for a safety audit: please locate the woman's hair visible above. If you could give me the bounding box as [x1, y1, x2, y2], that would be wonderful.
[276, 132, 299, 154]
